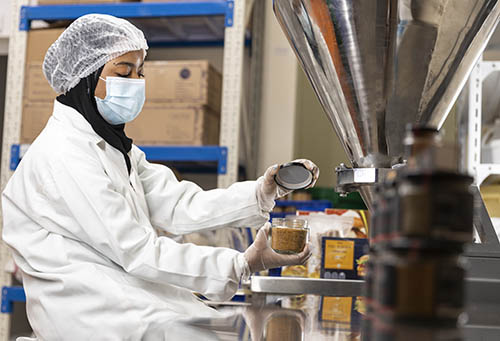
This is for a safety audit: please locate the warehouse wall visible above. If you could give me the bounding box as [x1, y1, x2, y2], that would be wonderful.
[293, 67, 349, 188]
[293, 66, 459, 189]
[441, 106, 458, 146]
[256, 0, 298, 176]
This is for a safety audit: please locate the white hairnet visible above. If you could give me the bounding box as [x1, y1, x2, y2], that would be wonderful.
[43, 14, 149, 94]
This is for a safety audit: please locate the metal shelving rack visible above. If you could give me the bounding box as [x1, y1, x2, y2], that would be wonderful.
[466, 58, 500, 185]
[0, 0, 264, 338]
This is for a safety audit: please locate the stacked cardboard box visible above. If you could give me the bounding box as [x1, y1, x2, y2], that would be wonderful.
[21, 28, 222, 146]
[21, 28, 64, 143]
[125, 60, 222, 145]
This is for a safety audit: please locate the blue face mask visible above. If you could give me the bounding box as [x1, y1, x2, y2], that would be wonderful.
[95, 76, 146, 125]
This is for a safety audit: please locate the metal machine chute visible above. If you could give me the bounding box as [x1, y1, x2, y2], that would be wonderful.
[248, 0, 500, 331]
[274, 0, 500, 209]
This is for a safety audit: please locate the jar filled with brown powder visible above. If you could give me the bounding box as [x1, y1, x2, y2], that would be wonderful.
[270, 218, 309, 254]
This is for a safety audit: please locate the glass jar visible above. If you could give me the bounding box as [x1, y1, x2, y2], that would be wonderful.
[263, 309, 305, 341]
[270, 218, 309, 254]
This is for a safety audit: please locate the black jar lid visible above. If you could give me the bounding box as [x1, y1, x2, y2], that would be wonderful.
[274, 162, 314, 190]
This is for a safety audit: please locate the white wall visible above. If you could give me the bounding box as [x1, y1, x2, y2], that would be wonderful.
[293, 67, 349, 187]
[256, 0, 298, 175]
[0, 0, 11, 55]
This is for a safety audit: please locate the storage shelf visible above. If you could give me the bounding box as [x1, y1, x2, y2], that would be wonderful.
[270, 200, 333, 219]
[20, 1, 237, 45]
[10, 144, 228, 174]
[467, 60, 500, 186]
[1, 287, 25, 314]
[138, 145, 227, 174]
[0, 0, 261, 334]
[20, 1, 234, 31]
[274, 200, 332, 208]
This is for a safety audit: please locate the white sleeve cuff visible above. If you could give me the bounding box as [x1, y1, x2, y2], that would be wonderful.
[255, 177, 276, 213]
[236, 253, 252, 282]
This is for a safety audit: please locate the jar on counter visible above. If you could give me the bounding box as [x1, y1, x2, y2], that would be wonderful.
[263, 309, 306, 341]
[270, 218, 309, 254]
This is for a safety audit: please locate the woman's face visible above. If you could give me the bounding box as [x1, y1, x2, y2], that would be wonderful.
[94, 50, 145, 99]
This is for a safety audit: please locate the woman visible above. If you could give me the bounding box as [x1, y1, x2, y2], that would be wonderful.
[2, 14, 318, 340]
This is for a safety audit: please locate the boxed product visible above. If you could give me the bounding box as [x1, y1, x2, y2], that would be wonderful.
[21, 102, 53, 144]
[125, 103, 219, 145]
[24, 63, 57, 102]
[37, 0, 137, 5]
[318, 296, 364, 332]
[22, 29, 63, 143]
[325, 208, 368, 237]
[144, 60, 222, 111]
[481, 184, 500, 217]
[26, 28, 65, 63]
[24, 28, 62, 103]
[320, 237, 369, 280]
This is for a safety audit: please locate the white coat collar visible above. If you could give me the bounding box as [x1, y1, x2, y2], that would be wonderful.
[51, 100, 104, 146]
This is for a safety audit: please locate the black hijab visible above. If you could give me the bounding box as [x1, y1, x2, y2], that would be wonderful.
[57, 67, 132, 173]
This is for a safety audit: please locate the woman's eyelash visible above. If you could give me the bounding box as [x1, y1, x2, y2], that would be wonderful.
[115, 73, 144, 78]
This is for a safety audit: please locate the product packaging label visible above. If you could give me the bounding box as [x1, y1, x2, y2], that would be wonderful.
[321, 237, 369, 280]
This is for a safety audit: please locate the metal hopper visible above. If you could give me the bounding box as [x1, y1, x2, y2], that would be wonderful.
[274, 0, 500, 209]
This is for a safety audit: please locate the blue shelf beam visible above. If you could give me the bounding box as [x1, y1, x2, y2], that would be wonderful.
[10, 144, 228, 174]
[1, 286, 26, 314]
[270, 200, 333, 219]
[147, 38, 252, 48]
[274, 200, 333, 208]
[20, 1, 234, 31]
[137, 145, 227, 174]
[10, 144, 20, 172]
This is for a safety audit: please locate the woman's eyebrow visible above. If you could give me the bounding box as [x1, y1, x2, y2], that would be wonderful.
[113, 61, 135, 68]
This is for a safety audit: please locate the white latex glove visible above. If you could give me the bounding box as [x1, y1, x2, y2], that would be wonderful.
[243, 223, 312, 273]
[256, 159, 319, 212]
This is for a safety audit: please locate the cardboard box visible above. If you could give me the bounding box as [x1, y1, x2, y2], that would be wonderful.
[144, 61, 222, 111]
[21, 102, 53, 144]
[24, 63, 58, 102]
[125, 103, 219, 145]
[481, 185, 500, 217]
[37, 0, 137, 5]
[26, 28, 65, 63]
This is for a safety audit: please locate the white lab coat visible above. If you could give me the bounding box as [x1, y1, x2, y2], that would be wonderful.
[2, 101, 268, 340]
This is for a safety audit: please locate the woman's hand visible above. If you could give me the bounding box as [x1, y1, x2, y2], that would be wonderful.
[243, 223, 312, 273]
[256, 159, 319, 212]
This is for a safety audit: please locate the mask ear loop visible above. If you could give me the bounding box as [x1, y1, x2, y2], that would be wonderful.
[88, 66, 105, 106]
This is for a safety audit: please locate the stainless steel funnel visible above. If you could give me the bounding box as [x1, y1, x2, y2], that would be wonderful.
[274, 0, 500, 209]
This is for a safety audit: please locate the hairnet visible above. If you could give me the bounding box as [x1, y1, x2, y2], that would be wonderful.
[43, 14, 149, 94]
